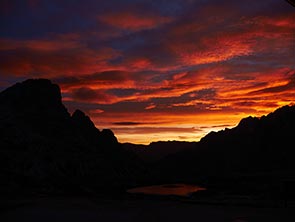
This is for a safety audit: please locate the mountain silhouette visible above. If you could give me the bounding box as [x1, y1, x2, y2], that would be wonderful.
[123, 141, 197, 163]
[151, 104, 295, 187]
[1, 78, 295, 198]
[0, 79, 146, 195]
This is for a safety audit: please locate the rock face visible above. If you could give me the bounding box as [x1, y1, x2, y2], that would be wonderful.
[0, 79, 145, 194]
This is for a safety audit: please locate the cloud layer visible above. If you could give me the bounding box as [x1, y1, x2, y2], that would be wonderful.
[1, 0, 294, 144]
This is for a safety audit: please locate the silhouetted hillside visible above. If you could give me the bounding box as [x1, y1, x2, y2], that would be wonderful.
[153, 105, 295, 184]
[123, 141, 197, 163]
[0, 79, 147, 195]
[2, 79, 295, 198]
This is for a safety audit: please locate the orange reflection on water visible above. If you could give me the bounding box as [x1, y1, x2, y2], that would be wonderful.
[127, 184, 206, 197]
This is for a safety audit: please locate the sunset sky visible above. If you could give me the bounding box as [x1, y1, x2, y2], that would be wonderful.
[0, 0, 294, 144]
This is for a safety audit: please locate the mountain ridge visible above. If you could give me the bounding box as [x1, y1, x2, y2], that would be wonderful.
[1, 78, 295, 195]
[123, 104, 295, 164]
[150, 103, 295, 184]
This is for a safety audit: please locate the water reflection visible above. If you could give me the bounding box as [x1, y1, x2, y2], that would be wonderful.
[127, 183, 206, 197]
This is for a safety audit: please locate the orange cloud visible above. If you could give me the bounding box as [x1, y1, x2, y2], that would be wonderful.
[145, 103, 156, 110]
[1, 1, 294, 144]
[169, 32, 254, 66]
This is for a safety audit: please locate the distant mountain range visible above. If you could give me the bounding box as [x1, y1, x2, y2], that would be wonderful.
[1, 78, 295, 195]
[150, 103, 295, 184]
[122, 141, 197, 163]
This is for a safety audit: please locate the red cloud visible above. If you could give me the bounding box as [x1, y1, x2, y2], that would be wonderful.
[0, 37, 118, 76]
[158, 11, 295, 67]
[0, 38, 81, 51]
[98, 11, 172, 31]
[56, 71, 138, 92]
[1, 1, 294, 145]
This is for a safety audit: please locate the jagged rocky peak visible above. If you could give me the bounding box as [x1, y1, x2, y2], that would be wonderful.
[0, 78, 69, 118]
[71, 109, 101, 138]
[266, 104, 295, 121]
[72, 109, 96, 128]
[0, 79, 146, 193]
[70, 107, 119, 146]
[101, 129, 118, 144]
[72, 109, 87, 118]
[236, 116, 260, 131]
[1, 78, 61, 104]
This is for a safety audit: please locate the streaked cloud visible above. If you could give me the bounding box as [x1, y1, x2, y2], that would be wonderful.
[0, 0, 294, 144]
[98, 11, 173, 31]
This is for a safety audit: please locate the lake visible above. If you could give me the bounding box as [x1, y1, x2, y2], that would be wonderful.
[127, 183, 206, 197]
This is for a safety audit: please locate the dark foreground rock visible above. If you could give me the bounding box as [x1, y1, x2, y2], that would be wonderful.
[0, 79, 148, 195]
[1, 196, 295, 222]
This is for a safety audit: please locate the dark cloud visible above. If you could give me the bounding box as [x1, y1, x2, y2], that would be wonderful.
[72, 87, 98, 101]
[71, 87, 118, 104]
[112, 122, 144, 126]
[249, 72, 295, 95]
[200, 124, 234, 129]
[0, 39, 117, 77]
[88, 71, 131, 82]
[112, 126, 202, 134]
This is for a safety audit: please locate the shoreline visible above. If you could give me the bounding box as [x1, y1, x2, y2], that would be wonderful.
[1, 195, 295, 222]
